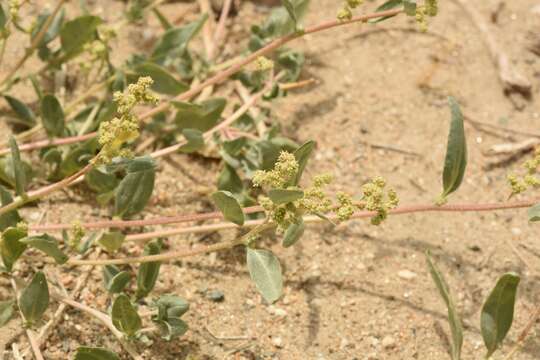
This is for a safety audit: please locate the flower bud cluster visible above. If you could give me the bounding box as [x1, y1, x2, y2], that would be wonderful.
[337, 0, 363, 22]
[96, 77, 159, 164]
[415, 1, 438, 32]
[358, 176, 399, 225]
[253, 152, 299, 188]
[69, 221, 85, 250]
[508, 148, 540, 196]
[9, 0, 21, 22]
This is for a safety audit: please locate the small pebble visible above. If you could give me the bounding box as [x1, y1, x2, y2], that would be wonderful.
[398, 270, 417, 280]
[382, 335, 396, 349]
[272, 336, 283, 348]
[207, 290, 225, 302]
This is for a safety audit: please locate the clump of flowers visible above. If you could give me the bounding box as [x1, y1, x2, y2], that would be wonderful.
[96, 76, 159, 164]
[508, 148, 540, 196]
[9, 0, 21, 22]
[358, 176, 399, 225]
[68, 220, 85, 250]
[337, 0, 363, 22]
[253, 151, 398, 231]
[415, 0, 439, 32]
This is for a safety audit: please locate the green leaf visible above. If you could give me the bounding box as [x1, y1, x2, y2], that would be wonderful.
[217, 164, 243, 194]
[103, 265, 131, 294]
[152, 8, 173, 30]
[173, 98, 226, 132]
[136, 240, 162, 299]
[133, 62, 189, 95]
[425, 252, 463, 360]
[268, 189, 304, 205]
[369, 0, 403, 23]
[222, 138, 247, 156]
[440, 97, 467, 199]
[403, 0, 416, 16]
[154, 295, 190, 320]
[111, 294, 142, 337]
[19, 271, 49, 326]
[0, 4, 6, 30]
[282, 218, 305, 247]
[0, 186, 22, 231]
[481, 273, 520, 358]
[0, 299, 14, 326]
[151, 15, 208, 61]
[60, 15, 102, 55]
[0, 226, 27, 271]
[114, 157, 156, 218]
[96, 231, 125, 253]
[211, 191, 245, 225]
[31, 9, 65, 46]
[20, 234, 68, 264]
[260, 0, 310, 37]
[85, 168, 119, 194]
[527, 203, 540, 222]
[291, 140, 315, 185]
[154, 317, 188, 340]
[179, 129, 205, 153]
[281, 0, 298, 28]
[4, 96, 36, 127]
[40, 95, 65, 137]
[9, 136, 27, 197]
[74, 347, 120, 360]
[247, 248, 282, 303]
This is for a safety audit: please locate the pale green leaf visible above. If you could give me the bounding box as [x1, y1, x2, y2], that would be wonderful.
[74, 346, 120, 360]
[246, 248, 282, 303]
[19, 272, 49, 326]
[211, 191, 245, 225]
[441, 97, 467, 199]
[20, 234, 68, 264]
[268, 189, 304, 204]
[111, 294, 141, 337]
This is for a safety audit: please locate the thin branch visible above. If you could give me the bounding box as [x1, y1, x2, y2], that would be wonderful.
[213, 0, 233, 47]
[52, 294, 143, 360]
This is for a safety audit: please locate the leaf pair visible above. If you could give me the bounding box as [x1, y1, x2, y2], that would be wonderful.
[426, 253, 520, 359]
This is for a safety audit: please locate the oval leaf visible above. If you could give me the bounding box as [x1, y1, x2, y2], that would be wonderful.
[268, 189, 304, 205]
[4, 96, 36, 127]
[97, 231, 125, 253]
[178, 129, 205, 153]
[481, 273, 520, 358]
[19, 271, 49, 326]
[1, 226, 27, 271]
[0, 299, 14, 327]
[111, 294, 141, 337]
[426, 252, 463, 360]
[282, 218, 305, 247]
[114, 157, 156, 218]
[75, 347, 120, 360]
[246, 248, 282, 303]
[440, 97, 467, 199]
[0, 185, 22, 231]
[136, 240, 162, 299]
[211, 191, 244, 225]
[133, 62, 188, 95]
[291, 140, 315, 185]
[60, 15, 102, 55]
[41, 94, 65, 137]
[173, 98, 226, 132]
[103, 265, 131, 294]
[217, 164, 243, 194]
[20, 234, 68, 264]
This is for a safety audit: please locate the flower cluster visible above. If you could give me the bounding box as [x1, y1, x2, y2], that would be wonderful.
[508, 148, 540, 196]
[253, 152, 298, 188]
[358, 176, 399, 225]
[415, 0, 439, 32]
[9, 0, 21, 22]
[96, 77, 159, 164]
[337, 0, 363, 22]
[69, 221, 85, 250]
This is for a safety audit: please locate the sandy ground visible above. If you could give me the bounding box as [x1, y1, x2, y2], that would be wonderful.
[1, 0, 540, 359]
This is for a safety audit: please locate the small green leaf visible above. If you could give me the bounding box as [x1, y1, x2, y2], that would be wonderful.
[20, 234, 68, 264]
[114, 157, 156, 218]
[173, 98, 226, 132]
[217, 164, 243, 194]
[0, 4, 6, 30]
[179, 129, 205, 153]
[152, 8, 172, 30]
[9, 136, 27, 197]
[0, 299, 14, 326]
[96, 232, 125, 253]
[481, 273, 520, 358]
[154, 317, 188, 340]
[211, 191, 245, 225]
[0, 226, 27, 271]
[31, 9, 65, 46]
[222, 138, 247, 156]
[151, 15, 208, 61]
[133, 62, 188, 95]
[268, 189, 304, 205]
[0, 186, 22, 231]
[40, 94, 65, 137]
[74, 346, 120, 360]
[136, 240, 162, 299]
[111, 294, 141, 337]
[290, 140, 315, 185]
[60, 15, 102, 55]
[403, 0, 416, 16]
[440, 97, 467, 200]
[369, 0, 403, 23]
[425, 252, 463, 360]
[19, 272, 49, 327]
[85, 168, 119, 194]
[281, 0, 298, 28]
[246, 248, 282, 303]
[154, 295, 190, 320]
[4, 96, 36, 127]
[104, 267, 131, 294]
[527, 203, 540, 222]
[282, 218, 305, 247]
